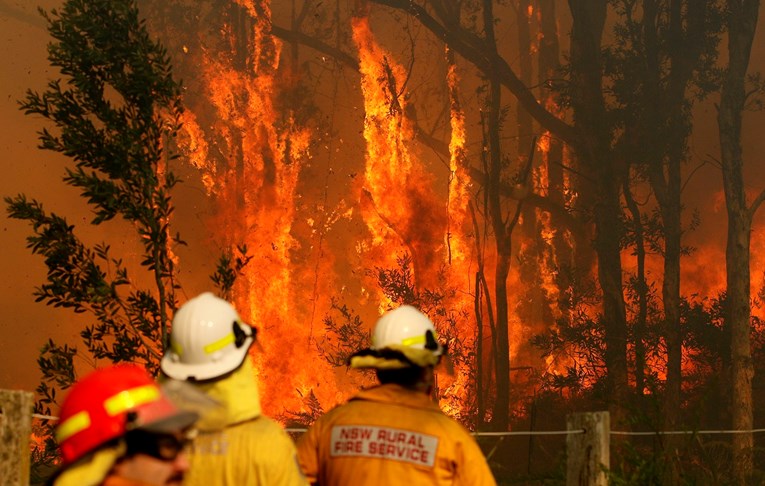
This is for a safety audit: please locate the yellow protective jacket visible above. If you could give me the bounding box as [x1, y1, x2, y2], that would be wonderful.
[49, 444, 125, 486]
[297, 383, 496, 486]
[183, 359, 307, 486]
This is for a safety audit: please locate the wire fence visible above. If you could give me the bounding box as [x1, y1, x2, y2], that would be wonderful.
[286, 428, 765, 437]
[30, 413, 765, 438]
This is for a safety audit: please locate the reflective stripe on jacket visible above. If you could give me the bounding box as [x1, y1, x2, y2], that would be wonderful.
[297, 383, 496, 486]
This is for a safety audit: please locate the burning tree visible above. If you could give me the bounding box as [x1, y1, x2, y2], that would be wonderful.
[253, 1, 765, 473]
[131, 0, 765, 481]
[137, 0, 732, 425]
[350, 0, 725, 426]
[137, 0, 343, 415]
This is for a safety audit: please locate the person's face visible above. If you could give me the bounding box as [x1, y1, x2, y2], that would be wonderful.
[111, 432, 191, 485]
[111, 450, 189, 486]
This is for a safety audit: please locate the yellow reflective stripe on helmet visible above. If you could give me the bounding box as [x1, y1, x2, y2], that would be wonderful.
[103, 384, 161, 416]
[401, 335, 426, 346]
[171, 340, 183, 357]
[203, 332, 234, 354]
[56, 410, 91, 442]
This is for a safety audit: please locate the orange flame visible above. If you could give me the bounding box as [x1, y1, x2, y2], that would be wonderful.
[351, 15, 451, 299]
[352, 17, 480, 416]
[177, 2, 342, 416]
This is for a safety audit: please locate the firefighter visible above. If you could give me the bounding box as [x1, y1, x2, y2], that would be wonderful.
[297, 304, 497, 485]
[49, 364, 198, 486]
[160, 292, 306, 486]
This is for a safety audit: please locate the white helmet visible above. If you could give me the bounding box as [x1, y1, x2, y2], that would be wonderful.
[350, 305, 444, 369]
[161, 292, 255, 381]
[373, 305, 444, 355]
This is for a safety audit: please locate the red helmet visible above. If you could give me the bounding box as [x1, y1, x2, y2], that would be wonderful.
[55, 364, 197, 466]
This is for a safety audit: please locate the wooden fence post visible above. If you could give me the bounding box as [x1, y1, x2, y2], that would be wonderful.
[0, 389, 34, 486]
[566, 411, 609, 486]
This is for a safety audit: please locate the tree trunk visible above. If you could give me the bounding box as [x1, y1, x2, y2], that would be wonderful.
[622, 179, 647, 396]
[657, 168, 682, 486]
[718, 2, 760, 482]
[486, 74, 511, 430]
[726, 211, 753, 483]
[593, 182, 629, 424]
[568, 0, 629, 423]
[483, 0, 511, 431]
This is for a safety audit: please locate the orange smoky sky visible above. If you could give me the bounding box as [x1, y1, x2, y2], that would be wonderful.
[2, 0, 765, 406]
[1, 0, 75, 393]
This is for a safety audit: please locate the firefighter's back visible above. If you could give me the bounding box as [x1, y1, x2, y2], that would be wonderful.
[298, 383, 496, 486]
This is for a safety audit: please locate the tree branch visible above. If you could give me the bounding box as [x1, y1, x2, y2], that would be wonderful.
[749, 188, 765, 217]
[368, 0, 580, 149]
[271, 15, 585, 243]
[271, 24, 359, 70]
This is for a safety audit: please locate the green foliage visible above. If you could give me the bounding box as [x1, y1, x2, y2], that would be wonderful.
[12, 0, 185, 356]
[318, 300, 371, 369]
[607, 438, 671, 486]
[210, 244, 253, 300]
[5, 0, 191, 475]
[530, 269, 607, 398]
[281, 388, 325, 432]
[605, 430, 765, 485]
[743, 72, 765, 111]
[603, 0, 724, 181]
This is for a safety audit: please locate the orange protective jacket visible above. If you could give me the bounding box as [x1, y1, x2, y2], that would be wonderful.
[297, 383, 496, 486]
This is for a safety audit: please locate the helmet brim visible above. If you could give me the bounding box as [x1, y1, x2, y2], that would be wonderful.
[140, 408, 199, 435]
[160, 335, 254, 382]
[130, 381, 201, 434]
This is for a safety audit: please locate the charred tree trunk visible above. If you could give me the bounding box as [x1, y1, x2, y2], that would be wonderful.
[487, 76, 512, 432]
[641, 1, 683, 450]
[593, 173, 629, 425]
[718, 1, 761, 482]
[515, 1, 534, 152]
[475, 271, 486, 427]
[623, 177, 648, 397]
[658, 170, 681, 434]
[568, 0, 629, 424]
[483, 0, 511, 431]
[652, 0, 710, 448]
[471, 201, 497, 428]
[725, 204, 754, 484]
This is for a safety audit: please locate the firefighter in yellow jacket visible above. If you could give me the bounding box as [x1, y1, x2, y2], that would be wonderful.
[160, 292, 306, 486]
[297, 305, 497, 485]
